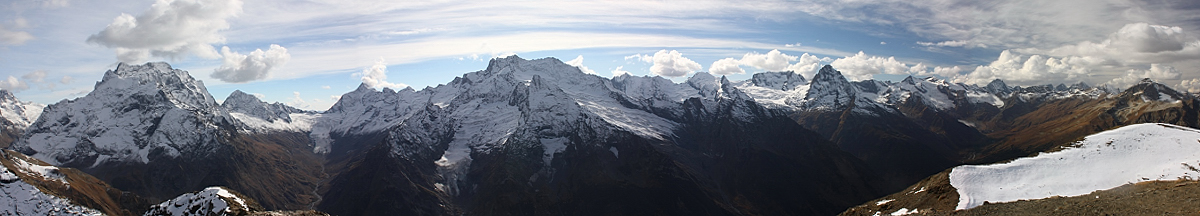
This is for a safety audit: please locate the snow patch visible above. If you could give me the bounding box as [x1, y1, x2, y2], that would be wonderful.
[609, 146, 619, 158]
[540, 137, 568, 166]
[889, 208, 917, 215]
[875, 199, 893, 205]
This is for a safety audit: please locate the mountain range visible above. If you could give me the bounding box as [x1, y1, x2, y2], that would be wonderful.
[0, 56, 1197, 215]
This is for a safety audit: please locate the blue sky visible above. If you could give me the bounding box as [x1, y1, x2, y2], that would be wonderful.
[1, 0, 1199, 110]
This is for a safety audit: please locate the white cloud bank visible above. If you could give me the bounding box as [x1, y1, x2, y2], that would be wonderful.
[86, 0, 243, 63]
[649, 50, 701, 77]
[707, 49, 826, 78]
[211, 44, 291, 83]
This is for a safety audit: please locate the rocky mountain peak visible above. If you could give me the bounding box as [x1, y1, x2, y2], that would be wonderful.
[750, 71, 807, 91]
[0, 89, 15, 102]
[222, 90, 306, 123]
[799, 65, 858, 111]
[985, 79, 1012, 95]
[1119, 79, 1187, 102]
[98, 62, 219, 112]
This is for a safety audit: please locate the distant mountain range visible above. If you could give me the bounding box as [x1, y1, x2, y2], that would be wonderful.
[0, 56, 1197, 215]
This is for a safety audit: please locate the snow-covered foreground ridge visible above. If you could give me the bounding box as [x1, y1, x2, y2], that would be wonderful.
[949, 123, 1200, 210]
[144, 186, 252, 216]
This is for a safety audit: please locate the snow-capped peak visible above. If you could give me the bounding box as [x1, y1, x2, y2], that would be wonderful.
[14, 62, 232, 166]
[103, 62, 220, 111]
[0, 89, 44, 130]
[985, 79, 1013, 96]
[223, 90, 318, 133]
[795, 65, 857, 111]
[1118, 78, 1187, 102]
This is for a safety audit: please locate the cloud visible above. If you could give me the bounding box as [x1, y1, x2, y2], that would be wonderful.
[788, 0, 1200, 52]
[564, 55, 597, 74]
[1038, 23, 1200, 65]
[330, 95, 341, 101]
[250, 92, 265, 99]
[738, 49, 797, 71]
[210, 44, 291, 83]
[954, 50, 1094, 86]
[919, 65, 964, 78]
[708, 49, 827, 76]
[354, 58, 408, 90]
[1181, 78, 1200, 93]
[0, 19, 34, 45]
[22, 70, 46, 83]
[709, 58, 744, 75]
[917, 40, 970, 47]
[829, 51, 918, 81]
[1106, 64, 1181, 88]
[786, 53, 826, 79]
[42, 0, 70, 8]
[624, 53, 652, 63]
[86, 0, 243, 63]
[321, 85, 330, 89]
[649, 50, 701, 77]
[611, 66, 630, 77]
[785, 43, 801, 47]
[286, 91, 309, 109]
[0, 76, 29, 92]
[880, 41, 886, 45]
[59, 75, 72, 84]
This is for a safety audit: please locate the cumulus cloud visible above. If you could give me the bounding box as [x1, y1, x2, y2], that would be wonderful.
[709, 58, 744, 75]
[21, 70, 46, 83]
[0, 76, 29, 92]
[786, 53, 826, 79]
[649, 50, 701, 77]
[738, 49, 797, 71]
[829, 51, 919, 80]
[1106, 64, 1181, 88]
[708, 49, 828, 77]
[954, 50, 1094, 86]
[1181, 78, 1200, 93]
[564, 55, 597, 74]
[211, 44, 290, 83]
[611, 66, 630, 77]
[86, 0, 243, 63]
[354, 58, 408, 90]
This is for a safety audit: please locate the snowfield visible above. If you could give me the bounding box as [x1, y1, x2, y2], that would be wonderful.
[144, 186, 250, 216]
[950, 123, 1200, 210]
